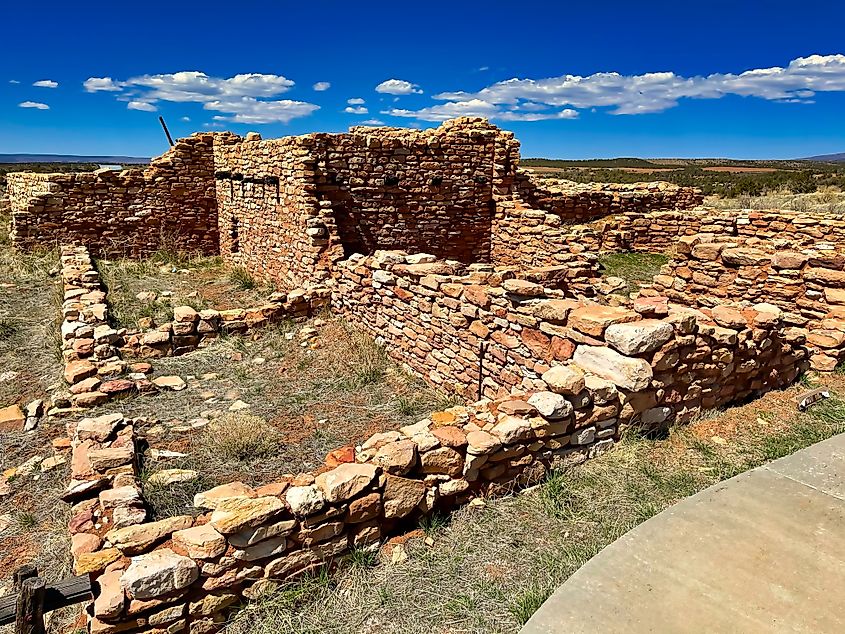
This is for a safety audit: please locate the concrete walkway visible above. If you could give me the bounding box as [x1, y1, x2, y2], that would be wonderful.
[522, 433, 845, 634]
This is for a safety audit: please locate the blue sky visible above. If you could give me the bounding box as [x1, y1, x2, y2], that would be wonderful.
[2, 0, 845, 159]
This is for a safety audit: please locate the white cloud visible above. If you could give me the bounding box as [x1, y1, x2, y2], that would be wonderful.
[344, 105, 369, 114]
[82, 71, 319, 124]
[84, 77, 122, 92]
[9, 79, 20, 84]
[347, 97, 365, 105]
[312, 81, 331, 91]
[127, 100, 157, 112]
[360, 118, 385, 125]
[375, 79, 422, 95]
[204, 97, 319, 124]
[383, 98, 577, 122]
[180, 116, 191, 122]
[33, 80, 58, 88]
[19, 101, 49, 110]
[427, 54, 845, 116]
[125, 71, 294, 102]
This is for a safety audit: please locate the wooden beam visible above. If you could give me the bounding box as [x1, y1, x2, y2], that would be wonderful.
[0, 576, 91, 626]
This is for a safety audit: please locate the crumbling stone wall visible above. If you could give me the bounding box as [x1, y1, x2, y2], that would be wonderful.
[56, 245, 329, 411]
[9, 134, 238, 257]
[646, 233, 845, 371]
[214, 118, 520, 289]
[516, 174, 704, 224]
[333, 250, 806, 424]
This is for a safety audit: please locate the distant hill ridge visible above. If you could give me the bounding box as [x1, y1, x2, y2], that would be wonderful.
[801, 152, 845, 163]
[0, 153, 149, 164]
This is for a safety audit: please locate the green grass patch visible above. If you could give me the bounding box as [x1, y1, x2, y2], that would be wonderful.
[598, 252, 669, 294]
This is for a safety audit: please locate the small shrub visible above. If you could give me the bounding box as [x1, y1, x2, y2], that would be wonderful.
[198, 412, 282, 462]
[229, 266, 257, 290]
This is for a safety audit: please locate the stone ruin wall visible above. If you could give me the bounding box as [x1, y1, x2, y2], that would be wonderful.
[213, 118, 520, 289]
[332, 250, 807, 424]
[10, 118, 839, 634]
[645, 231, 845, 371]
[64, 260, 809, 634]
[8, 134, 240, 257]
[57, 245, 329, 413]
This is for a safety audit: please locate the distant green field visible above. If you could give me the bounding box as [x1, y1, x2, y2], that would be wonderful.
[522, 157, 845, 197]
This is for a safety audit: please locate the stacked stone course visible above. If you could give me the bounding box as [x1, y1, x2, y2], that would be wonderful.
[9, 133, 238, 257]
[333, 250, 806, 424]
[56, 245, 328, 411]
[646, 233, 845, 371]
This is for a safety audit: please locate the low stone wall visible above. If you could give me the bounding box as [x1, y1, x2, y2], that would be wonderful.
[119, 288, 331, 359]
[56, 245, 329, 411]
[66, 387, 619, 634]
[9, 134, 239, 257]
[645, 233, 845, 370]
[333, 250, 807, 424]
[57, 246, 154, 411]
[516, 174, 704, 224]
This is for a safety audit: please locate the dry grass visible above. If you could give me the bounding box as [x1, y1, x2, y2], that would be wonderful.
[96, 254, 275, 328]
[113, 318, 456, 518]
[706, 186, 845, 214]
[0, 212, 81, 632]
[222, 374, 845, 634]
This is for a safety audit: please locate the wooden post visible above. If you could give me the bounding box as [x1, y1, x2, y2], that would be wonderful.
[15, 577, 45, 634]
[12, 566, 37, 592]
[477, 342, 487, 401]
[159, 116, 175, 147]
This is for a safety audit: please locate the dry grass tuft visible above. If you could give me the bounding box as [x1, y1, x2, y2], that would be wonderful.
[199, 413, 283, 462]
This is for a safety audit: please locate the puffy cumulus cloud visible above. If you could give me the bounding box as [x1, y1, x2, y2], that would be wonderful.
[180, 116, 191, 122]
[347, 97, 365, 105]
[9, 79, 20, 84]
[344, 105, 368, 114]
[375, 79, 422, 95]
[383, 98, 577, 122]
[125, 71, 294, 102]
[204, 97, 319, 124]
[19, 101, 49, 110]
[312, 81, 331, 91]
[428, 54, 845, 116]
[84, 77, 122, 92]
[33, 80, 58, 88]
[127, 101, 157, 112]
[82, 71, 319, 124]
[360, 118, 385, 125]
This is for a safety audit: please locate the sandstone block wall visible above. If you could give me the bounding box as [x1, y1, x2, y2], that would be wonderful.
[66, 383, 617, 634]
[213, 118, 520, 289]
[9, 134, 239, 257]
[332, 250, 807, 425]
[646, 233, 845, 371]
[516, 174, 704, 224]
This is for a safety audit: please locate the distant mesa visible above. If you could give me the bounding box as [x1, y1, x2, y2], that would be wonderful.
[799, 152, 845, 163]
